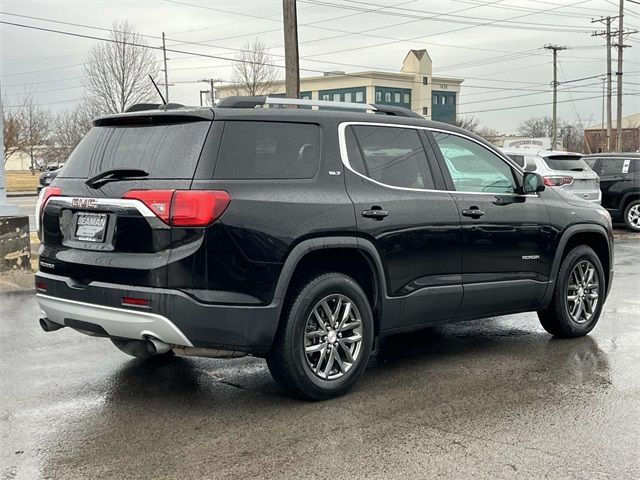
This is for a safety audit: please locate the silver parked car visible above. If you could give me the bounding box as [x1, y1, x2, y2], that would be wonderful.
[502, 149, 601, 204]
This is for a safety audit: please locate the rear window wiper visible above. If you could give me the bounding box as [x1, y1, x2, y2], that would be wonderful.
[85, 169, 149, 188]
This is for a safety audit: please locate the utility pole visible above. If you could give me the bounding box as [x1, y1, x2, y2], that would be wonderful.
[615, 0, 624, 151]
[162, 32, 170, 102]
[592, 16, 615, 151]
[282, 0, 300, 99]
[200, 79, 221, 106]
[544, 44, 568, 150]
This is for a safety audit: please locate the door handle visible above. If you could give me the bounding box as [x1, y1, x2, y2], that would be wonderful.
[461, 207, 485, 218]
[362, 208, 389, 220]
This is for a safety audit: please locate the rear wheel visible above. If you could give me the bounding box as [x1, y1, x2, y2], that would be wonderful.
[267, 272, 374, 400]
[624, 199, 640, 232]
[538, 245, 604, 338]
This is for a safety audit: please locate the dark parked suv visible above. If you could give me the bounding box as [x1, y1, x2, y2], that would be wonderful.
[36, 97, 614, 399]
[583, 153, 640, 231]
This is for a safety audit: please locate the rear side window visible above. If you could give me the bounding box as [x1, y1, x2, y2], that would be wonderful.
[346, 125, 434, 189]
[59, 121, 210, 179]
[214, 121, 320, 179]
[543, 156, 589, 171]
[599, 158, 636, 175]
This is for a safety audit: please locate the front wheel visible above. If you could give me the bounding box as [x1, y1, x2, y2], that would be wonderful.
[624, 199, 640, 232]
[267, 272, 374, 400]
[538, 245, 605, 338]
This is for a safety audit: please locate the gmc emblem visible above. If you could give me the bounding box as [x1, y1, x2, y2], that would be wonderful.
[71, 198, 98, 209]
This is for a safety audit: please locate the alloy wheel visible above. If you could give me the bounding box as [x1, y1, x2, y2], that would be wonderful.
[303, 294, 363, 380]
[628, 204, 640, 229]
[566, 260, 600, 324]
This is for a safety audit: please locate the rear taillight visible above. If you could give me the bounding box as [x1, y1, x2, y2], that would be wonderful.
[122, 190, 173, 223]
[36, 186, 62, 237]
[122, 190, 231, 227]
[35, 280, 47, 292]
[542, 176, 573, 187]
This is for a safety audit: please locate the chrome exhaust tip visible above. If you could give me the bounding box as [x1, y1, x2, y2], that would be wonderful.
[39, 317, 64, 332]
[146, 337, 173, 355]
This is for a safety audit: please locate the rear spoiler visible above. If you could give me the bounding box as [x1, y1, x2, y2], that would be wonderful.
[93, 107, 214, 127]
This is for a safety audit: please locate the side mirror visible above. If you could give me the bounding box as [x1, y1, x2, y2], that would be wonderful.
[522, 172, 545, 194]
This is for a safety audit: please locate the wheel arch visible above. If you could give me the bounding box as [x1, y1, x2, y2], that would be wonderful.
[272, 237, 387, 336]
[542, 224, 613, 306]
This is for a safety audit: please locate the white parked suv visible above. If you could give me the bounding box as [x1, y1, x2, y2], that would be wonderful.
[502, 149, 601, 204]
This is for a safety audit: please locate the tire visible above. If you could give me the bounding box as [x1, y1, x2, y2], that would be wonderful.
[623, 199, 640, 232]
[267, 272, 374, 400]
[538, 245, 605, 338]
[110, 338, 174, 359]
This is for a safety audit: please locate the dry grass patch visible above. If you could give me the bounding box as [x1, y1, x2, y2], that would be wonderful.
[5, 171, 39, 193]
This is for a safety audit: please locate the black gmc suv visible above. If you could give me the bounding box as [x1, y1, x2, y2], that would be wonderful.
[583, 153, 640, 232]
[36, 97, 614, 400]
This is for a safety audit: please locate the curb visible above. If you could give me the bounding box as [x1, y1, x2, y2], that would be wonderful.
[7, 191, 38, 198]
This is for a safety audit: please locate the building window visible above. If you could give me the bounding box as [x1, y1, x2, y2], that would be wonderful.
[344, 92, 352, 102]
[394, 92, 401, 103]
[423, 107, 428, 115]
[333, 93, 341, 102]
[322, 94, 330, 101]
[423, 76, 428, 85]
[404, 93, 410, 104]
[385, 92, 391, 102]
[376, 91, 382, 102]
[432, 94, 438, 105]
[447, 95, 454, 106]
[355, 91, 364, 102]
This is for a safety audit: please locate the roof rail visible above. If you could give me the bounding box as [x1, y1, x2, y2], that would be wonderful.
[216, 96, 422, 118]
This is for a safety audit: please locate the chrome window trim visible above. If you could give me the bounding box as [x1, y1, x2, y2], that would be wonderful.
[337, 121, 536, 197]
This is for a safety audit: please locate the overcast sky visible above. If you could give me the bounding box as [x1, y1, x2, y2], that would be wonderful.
[1, 0, 639, 133]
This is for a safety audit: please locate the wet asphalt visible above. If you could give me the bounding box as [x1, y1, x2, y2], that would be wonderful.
[1, 240, 639, 480]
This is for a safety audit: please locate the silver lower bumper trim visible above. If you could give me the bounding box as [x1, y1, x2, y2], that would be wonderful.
[36, 294, 193, 347]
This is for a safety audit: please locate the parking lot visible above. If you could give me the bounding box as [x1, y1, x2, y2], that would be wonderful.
[1, 239, 639, 480]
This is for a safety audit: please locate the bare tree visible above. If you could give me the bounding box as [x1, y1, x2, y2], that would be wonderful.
[21, 95, 52, 171]
[559, 121, 585, 153]
[2, 92, 51, 169]
[454, 116, 479, 133]
[231, 39, 279, 96]
[84, 21, 160, 114]
[47, 102, 94, 165]
[3, 96, 26, 164]
[518, 117, 555, 138]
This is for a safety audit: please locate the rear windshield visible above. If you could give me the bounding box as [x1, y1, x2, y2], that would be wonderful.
[214, 121, 320, 179]
[506, 154, 525, 168]
[59, 121, 210, 179]
[543, 155, 589, 171]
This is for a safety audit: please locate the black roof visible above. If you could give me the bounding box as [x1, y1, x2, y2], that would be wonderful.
[92, 99, 494, 153]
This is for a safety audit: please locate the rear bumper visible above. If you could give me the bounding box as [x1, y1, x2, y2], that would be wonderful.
[35, 272, 281, 355]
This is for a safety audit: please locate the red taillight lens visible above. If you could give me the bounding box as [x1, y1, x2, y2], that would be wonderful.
[542, 176, 573, 187]
[122, 296, 150, 307]
[35, 281, 47, 292]
[122, 190, 173, 223]
[122, 190, 231, 227]
[170, 190, 231, 227]
[36, 186, 62, 237]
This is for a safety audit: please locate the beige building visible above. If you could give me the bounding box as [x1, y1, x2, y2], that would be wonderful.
[216, 49, 463, 123]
